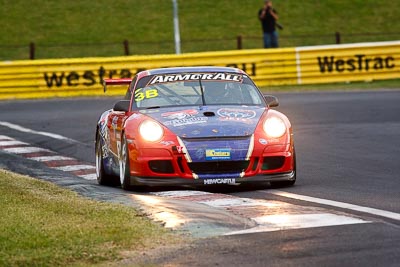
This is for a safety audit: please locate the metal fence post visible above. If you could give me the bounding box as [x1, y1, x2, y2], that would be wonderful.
[29, 42, 35, 59]
[335, 32, 341, 44]
[123, 40, 130, 55]
[237, 35, 243, 50]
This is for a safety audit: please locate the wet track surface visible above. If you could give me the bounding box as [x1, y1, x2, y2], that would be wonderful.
[1, 90, 400, 266]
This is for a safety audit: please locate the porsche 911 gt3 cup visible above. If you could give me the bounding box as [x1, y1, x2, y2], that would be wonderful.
[95, 66, 296, 190]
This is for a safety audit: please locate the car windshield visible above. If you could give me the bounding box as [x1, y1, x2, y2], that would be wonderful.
[132, 73, 265, 109]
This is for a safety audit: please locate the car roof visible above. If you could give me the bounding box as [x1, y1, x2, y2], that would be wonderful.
[140, 66, 246, 76]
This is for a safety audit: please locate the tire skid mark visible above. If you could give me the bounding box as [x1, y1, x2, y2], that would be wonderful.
[0, 135, 96, 181]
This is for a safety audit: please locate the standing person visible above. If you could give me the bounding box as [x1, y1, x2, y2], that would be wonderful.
[258, 0, 279, 48]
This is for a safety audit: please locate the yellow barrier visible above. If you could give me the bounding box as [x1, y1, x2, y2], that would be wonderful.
[296, 41, 400, 84]
[0, 41, 399, 99]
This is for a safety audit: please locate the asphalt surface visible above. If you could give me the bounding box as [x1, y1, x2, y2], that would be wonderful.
[1, 90, 400, 266]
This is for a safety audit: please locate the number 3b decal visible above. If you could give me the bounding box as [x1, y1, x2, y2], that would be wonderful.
[135, 88, 159, 102]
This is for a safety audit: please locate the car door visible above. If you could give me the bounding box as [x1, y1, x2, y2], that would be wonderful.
[107, 110, 130, 160]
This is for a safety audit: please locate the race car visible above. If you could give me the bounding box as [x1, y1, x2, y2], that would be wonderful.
[95, 66, 295, 190]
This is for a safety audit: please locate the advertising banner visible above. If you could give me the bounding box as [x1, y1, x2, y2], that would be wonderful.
[295, 41, 400, 84]
[0, 41, 398, 99]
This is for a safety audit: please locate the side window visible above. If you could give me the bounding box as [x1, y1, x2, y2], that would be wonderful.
[124, 76, 137, 100]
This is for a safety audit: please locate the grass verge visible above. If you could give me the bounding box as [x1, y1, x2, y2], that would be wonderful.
[0, 169, 179, 266]
[1, 0, 400, 59]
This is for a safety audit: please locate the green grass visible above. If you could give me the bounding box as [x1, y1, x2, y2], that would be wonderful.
[1, 0, 400, 60]
[0, 169, 178, 266]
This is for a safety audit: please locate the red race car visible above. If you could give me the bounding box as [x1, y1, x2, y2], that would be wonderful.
[95, 66, 295, 190]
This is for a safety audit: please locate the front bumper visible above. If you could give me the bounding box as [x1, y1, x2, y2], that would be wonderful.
[127, 134, 295, 187]
[130, 171, 295, 186]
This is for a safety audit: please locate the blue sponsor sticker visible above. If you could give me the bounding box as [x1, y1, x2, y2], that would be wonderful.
[205, 149, 231, 160]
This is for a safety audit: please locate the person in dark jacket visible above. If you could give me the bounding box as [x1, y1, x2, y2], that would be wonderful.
[258, 0, 279, 48]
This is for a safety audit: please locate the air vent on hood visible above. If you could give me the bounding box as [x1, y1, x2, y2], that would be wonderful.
[203, 111, 215, 117]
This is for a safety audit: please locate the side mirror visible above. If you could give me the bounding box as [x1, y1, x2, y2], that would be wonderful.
[264, 95, 279, 107]
[113, 100, 130, 112]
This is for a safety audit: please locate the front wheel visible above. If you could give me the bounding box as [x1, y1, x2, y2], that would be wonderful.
[119, 134, 132, 190]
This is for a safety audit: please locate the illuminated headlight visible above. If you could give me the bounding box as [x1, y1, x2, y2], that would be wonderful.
[263, 117, 286, 138]
[139, 120, 164, 142]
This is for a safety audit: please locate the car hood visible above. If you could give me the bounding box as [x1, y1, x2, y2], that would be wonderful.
[142, 106, 266, 138]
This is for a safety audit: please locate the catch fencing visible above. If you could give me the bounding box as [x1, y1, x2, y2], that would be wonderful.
[0, 40, 399, 100]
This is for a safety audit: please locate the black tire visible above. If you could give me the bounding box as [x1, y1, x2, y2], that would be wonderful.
[119, 134, 132, 190]
[271, 148, 296, 188]
[95, 133, 118, 186]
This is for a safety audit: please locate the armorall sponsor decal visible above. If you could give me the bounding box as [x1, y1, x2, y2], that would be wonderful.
[206, 149, 231, 160]
[149, 73, 243, 85]
[317, 54, 395, 73]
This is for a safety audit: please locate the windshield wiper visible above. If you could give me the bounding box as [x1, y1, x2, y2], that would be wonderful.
[145, 106, 160, 109]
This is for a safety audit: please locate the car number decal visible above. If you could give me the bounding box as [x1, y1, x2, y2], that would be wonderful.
[134, 88, 159, 102]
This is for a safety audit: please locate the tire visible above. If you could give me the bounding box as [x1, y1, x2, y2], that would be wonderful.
[95, 133, 118, 186]
[271, 148, 296, 188]
[119, 134, 132, 190]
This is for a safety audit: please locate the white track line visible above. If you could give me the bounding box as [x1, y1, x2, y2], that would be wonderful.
[0, 140, 29, 146]
[54, 165, 95, 172]
[1, 135, 97, 181]
[253, 213, 368, 226]
[152, 190, 370, 235]
[0, 135, 14, 140]
[79, 173, 97, 180]
[30, 155, 75, 162]
[199, 197, 261, 207]
[268, 190, 400, 221]
[0, 121, 83, 144]
[226, 213, 369, 235]
[3, 146, 52, 154]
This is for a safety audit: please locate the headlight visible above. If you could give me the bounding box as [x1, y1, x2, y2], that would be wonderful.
[263, 117, 286, 138]
[139, 120, 164, 142]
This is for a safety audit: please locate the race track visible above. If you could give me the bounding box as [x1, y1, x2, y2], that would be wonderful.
[1, 90, 400, 266]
